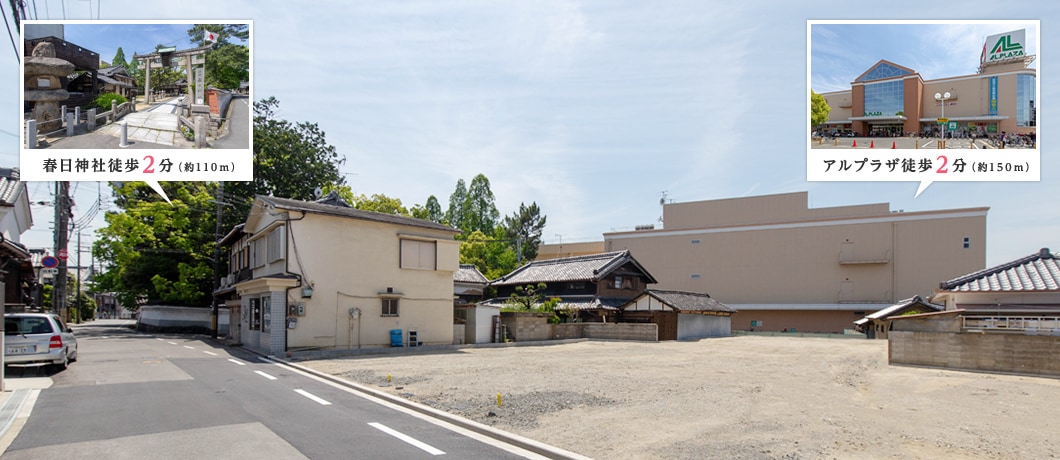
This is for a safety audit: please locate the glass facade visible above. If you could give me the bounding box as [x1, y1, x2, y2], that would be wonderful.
[1016, 74, 1036, 127]
[862, 80, 904, 117]
[856, 62, 911, 82]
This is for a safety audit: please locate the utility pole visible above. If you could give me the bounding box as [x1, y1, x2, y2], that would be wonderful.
[53, 181, 70, 321]
[211, 181, 223, 339]
[75, 228, 82, 322]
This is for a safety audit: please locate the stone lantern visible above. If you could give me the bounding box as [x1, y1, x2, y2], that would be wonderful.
[25, 42, 75, 132]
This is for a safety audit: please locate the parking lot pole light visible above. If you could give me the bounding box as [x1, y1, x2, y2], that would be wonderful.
[935, 91, 951, 149]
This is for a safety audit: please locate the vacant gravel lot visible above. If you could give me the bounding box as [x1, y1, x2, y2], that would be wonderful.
[302, 337, 1060, 459]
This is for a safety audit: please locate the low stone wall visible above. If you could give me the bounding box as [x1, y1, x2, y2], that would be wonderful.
[889, 331, 1060, 377]
[499, 312, 551, 342]
[137, 305, 228, 335]
[584, 323, 657, 341]
[552, 323, 658, 341]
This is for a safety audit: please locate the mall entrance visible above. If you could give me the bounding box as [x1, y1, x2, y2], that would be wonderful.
[868, 122, 903, 137]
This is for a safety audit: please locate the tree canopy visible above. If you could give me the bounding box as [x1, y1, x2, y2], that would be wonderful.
[227, 97, 345, 208]
[811, 90, 831, 130]
[93, 182, 217, 309]
[187, 24, 250, 90]
[112, 47, 127, 69]
[501, 202, 547, 262]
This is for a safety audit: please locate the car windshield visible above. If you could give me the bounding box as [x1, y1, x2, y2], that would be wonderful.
[5, 317, 54, 335]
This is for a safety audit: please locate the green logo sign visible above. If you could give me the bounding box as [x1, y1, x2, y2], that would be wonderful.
[864, 111, 883, 117]
[989, 34, 1024, 61]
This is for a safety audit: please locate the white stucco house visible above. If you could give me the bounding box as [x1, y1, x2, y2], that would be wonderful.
[232, 192, 461, 356]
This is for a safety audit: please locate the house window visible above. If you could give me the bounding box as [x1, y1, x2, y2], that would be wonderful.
[251, 239, 266, 268]
[963, 237, 970, 249]
[400, 239, 436, 270]
[382, 298, 399, 316]
[690, 274, 701, 279]
[613, 276, 623, 289]
[267, 228, 285, 263]
[691, 239, 701, 244]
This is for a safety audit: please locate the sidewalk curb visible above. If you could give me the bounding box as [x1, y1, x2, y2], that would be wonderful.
[215, 339, 591, 459]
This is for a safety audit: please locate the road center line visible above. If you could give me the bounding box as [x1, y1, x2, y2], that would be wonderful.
[167, 341, 178, 345]
[368, 422, 446, 456]
[294, 389, 331, 405]
[203, 351, 218, 356]
[183, 346, 195, 350]
[227, 359, 247, 366]
[255, 370, 278, 380]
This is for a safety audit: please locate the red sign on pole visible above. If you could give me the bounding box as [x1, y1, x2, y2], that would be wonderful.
[57, 249, 68, 260]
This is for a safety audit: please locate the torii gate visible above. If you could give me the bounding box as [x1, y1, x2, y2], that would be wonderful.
[133, 44, 213, 105]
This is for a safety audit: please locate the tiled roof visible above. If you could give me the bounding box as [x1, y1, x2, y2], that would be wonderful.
[454, 264, 488, 284]
[258, 195, 459, 234]
[853, 296, 941, 326]
[490, 250, 657, 286]
[0, 168, 21, 204]
[633, 289, 737, 313]
[939, 248, 1060, 292]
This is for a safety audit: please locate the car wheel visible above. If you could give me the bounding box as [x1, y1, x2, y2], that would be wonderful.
[55, 351, 69, 371]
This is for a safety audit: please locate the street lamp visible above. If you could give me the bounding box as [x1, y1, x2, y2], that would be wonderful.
[935, 91, 951, 148]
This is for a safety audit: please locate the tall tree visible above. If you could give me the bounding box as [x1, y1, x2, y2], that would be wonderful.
[112, 47, 127, 69]
[186, 24, 250, 90]
[445, 179, 467, 230]
[463, 174, 499, 234]
[93, 182, 217, 309]
[224, 97, 345, 219]
[459, 230, 518, 280]
[424, 195, 444, 223]
[502, 201, 547, 262]
[811, 90, 831, 131]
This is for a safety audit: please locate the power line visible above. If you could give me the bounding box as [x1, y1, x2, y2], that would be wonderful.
[1, 1, 20, 64]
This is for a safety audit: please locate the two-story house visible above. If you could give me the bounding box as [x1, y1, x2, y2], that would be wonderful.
[488, 250, 658, 322]
[0, 168, 36, 312]
[231, 192, 461, 356]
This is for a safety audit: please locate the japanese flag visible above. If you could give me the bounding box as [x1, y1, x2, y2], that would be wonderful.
[204, 31, 218, 43]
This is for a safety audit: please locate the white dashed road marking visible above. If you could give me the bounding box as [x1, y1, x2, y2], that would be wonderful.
[369, 422, 446, 456]
[294, 389, 331, 406]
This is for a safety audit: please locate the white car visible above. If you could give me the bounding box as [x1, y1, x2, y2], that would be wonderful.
[4, 313, 78, 370]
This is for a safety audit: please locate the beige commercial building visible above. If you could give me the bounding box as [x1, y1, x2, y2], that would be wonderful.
[585, 192, 988, 333]
[818, 29, 1036, 138]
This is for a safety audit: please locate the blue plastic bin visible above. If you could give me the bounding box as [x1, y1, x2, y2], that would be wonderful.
[390, 329, 403, 347]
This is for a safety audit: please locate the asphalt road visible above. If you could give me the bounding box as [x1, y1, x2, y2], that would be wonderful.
[2, 320, 540, 459]
[214, 96, 250, 149]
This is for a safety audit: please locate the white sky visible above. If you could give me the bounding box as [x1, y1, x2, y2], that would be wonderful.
[4, 1, 1057, 270]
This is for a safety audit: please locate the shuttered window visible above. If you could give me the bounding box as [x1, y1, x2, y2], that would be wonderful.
[400, 239, 436, 270]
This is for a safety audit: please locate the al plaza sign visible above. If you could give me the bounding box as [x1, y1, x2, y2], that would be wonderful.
[982, 29, 1026, 64]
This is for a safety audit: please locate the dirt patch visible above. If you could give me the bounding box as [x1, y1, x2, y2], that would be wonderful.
[302, 336, 1060, 459]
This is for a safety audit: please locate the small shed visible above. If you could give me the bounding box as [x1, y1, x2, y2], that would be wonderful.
[854, 296, 941, 339]
[621, 289, 736, 340]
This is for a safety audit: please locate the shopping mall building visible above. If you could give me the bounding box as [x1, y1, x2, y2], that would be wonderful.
[817, 29, 1036, 138]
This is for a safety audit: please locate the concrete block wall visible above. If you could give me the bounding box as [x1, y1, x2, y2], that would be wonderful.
[889, 331, 1060, 377]
[584, 323, 657, 341]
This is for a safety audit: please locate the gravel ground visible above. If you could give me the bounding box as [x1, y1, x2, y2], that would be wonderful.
[301, 337, 1060, 459]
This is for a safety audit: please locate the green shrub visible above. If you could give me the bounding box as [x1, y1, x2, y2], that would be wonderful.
[93, 93, 128, 111]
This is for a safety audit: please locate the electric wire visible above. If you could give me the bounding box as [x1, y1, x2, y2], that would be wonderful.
[1, 1, 20, 63]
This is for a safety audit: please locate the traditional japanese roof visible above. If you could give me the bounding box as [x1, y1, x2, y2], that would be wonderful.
[490, 250, 657, 287]
[97, 73, 135, 88]
[0, 168, 22, 204]
[256, 195, 459, 234]
[98, 65, 130, 77]
[455, 264, 488, 284]
[853, 295, 941, 326]
[623, 289, 737, 313]
[939, 248, 1060, 292]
